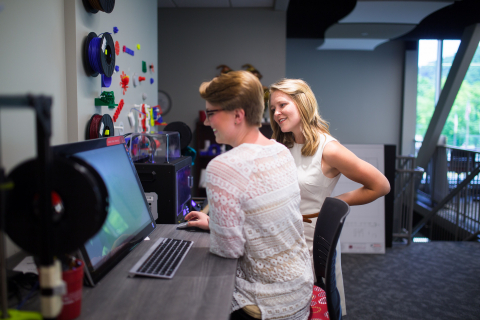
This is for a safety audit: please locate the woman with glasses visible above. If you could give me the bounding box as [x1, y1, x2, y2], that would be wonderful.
[185, 71, 313, 320]
[269, 78, 391, 316]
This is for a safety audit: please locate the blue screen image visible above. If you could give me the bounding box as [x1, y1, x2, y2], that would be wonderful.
[75, 144, 153, 268]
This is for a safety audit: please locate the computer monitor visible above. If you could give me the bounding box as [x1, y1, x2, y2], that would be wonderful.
[52, 137, 156, 286]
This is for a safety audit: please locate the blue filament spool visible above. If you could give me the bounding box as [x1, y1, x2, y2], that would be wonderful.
[83, 32, 115, 78]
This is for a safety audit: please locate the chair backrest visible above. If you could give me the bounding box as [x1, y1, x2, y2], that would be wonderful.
[313, 197, 350, 320]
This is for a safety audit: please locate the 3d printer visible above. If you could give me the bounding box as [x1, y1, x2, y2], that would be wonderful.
[127, 132, 194, 224]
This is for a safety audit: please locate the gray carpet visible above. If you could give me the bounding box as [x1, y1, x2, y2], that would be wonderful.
[341, 241, 480, 320]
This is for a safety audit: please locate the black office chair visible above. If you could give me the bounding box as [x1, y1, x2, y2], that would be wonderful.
[312, 197, 350, 320]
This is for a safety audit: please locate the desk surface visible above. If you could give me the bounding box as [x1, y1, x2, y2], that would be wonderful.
[8, 225, 238, 320]
[81, 225, 237, 320]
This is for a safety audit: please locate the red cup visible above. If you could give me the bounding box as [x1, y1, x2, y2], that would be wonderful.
[199, 110, 206, 123]
[57, 260, 84, 320]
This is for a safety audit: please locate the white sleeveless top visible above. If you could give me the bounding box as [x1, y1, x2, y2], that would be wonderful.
[289, 133, 347, 316]
[289, 133, 341, 215]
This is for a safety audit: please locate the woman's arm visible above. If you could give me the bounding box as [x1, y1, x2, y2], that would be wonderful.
[193, 158, 246, 259]
[322, 141, 391, 206]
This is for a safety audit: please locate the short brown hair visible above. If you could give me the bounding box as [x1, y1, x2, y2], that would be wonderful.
[199, 70, 264, 127]
[269, 78, 330, 156]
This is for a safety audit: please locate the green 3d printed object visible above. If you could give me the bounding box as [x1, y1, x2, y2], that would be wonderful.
[95, 91, 118, 108]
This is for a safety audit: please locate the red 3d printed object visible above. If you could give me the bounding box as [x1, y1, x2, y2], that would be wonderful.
[119, 71, 129, 95]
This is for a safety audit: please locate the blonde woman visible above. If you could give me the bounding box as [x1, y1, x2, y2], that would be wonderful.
[186, 71, 313, 320]
[269, 78, 391, 316]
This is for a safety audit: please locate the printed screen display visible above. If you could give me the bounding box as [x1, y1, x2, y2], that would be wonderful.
[75, 144, 153, 269]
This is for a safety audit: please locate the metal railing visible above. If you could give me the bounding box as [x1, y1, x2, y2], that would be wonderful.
[393, 156, 424, 244]
[413, 146, 480, 241]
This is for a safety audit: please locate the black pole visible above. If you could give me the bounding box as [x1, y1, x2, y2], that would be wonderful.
[29, 95, 54, 267]
[0, 168, 10, 319]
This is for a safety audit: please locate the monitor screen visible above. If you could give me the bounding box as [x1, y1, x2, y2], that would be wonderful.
[52, 137, 155, 286]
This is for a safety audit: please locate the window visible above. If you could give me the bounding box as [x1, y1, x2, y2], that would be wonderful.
[416, 39, 480, 149]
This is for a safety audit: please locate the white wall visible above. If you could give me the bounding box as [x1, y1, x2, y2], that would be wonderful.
[0, 0, 157, 258]
[158, 8, 286, 138]
[0, 0, 68, 258]
[286, 39, 405, 147]
[0, 0, 68, 169]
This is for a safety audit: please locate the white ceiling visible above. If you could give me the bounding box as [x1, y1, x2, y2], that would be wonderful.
[320, 1, 454, 51]
[157, 0, 457, 51]
[340, 1, 453, 25]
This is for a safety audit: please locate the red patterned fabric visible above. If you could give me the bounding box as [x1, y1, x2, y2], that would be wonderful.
[308, 285, 330, 320]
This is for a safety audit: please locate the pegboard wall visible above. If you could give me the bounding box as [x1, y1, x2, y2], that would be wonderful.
[65, 0, 158, 142]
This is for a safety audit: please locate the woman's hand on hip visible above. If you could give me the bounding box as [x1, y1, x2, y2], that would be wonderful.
[322, 141, 391, 206]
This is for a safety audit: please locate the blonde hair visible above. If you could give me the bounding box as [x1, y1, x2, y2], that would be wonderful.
[199, 70, 264, 127]
[269, 79, 330, 156]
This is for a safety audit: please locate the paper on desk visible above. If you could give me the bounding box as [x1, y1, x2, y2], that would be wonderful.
[13, 256, 38, 275]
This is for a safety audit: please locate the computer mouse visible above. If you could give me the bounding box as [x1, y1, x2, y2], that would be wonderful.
[183, 227, 209, 233]
[177, 222, 189, 229]
[176, 222, 209, 233]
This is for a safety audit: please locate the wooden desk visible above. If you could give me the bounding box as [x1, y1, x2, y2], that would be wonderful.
[8, 225, 238, 320]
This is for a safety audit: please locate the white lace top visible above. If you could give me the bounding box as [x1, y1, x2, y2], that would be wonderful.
[206, 142, 314, 320]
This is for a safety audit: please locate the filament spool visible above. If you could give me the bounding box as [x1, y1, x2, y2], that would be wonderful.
[82, 0, 115, 14]
[83, 32, 115, 78]
[100, 114, 114, 137]
[5, 156, 109, 256]
[86, 114, 114, 139]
